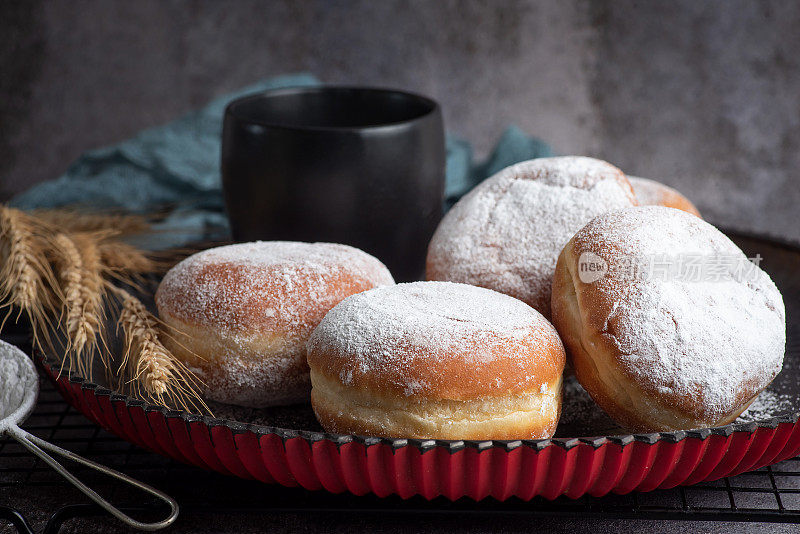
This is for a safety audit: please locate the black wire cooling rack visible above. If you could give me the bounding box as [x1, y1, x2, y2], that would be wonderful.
[2, 344, 800, 533]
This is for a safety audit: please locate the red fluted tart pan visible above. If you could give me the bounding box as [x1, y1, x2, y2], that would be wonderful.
[36, 232, 800, 501]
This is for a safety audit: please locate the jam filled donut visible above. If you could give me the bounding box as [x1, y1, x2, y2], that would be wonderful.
[426, 156, 637, 318]
[628, 176, 701, 217]
[307, 281, 566, 440]
[155, 241, 394, 408]
[551, 206, 785, 432]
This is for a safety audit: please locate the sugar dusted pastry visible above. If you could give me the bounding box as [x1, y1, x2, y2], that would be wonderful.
[426, 156, 637, 317]
[156, 241, 394, 408]
[307, 281, 566, 439]
[551, 206, 785, 432]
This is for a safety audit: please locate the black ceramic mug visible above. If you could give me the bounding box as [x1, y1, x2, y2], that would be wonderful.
[221, 86, 445, 282]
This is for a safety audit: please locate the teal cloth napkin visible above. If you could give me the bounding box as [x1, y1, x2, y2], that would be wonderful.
[12, 73, 551, 248]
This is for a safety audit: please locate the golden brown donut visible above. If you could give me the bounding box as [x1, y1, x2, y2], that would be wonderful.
[307, 281, 566, 439]
[155, 241, 394, 408]
[628, 176, 702, 217]
[551, 206, 785, 432]
[426, 156, 637, 318]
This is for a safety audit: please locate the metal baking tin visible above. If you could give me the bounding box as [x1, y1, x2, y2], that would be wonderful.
[35, 232, 800, 500]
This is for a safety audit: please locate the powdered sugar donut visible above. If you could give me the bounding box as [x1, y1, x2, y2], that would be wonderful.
[551, 206, 785, 431]
[426, 156, 637, 317]
[155, 241, 394, 408]
[629, 176, 701, 217]
[307, 281, 566, 439]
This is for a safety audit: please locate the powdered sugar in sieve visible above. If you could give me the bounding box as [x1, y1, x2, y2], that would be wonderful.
[0, 339, 178, 531]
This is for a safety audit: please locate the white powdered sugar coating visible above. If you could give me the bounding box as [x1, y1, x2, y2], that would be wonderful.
[737, 389, 794, 422]
[575, 206, 786, 420]
[308, 281, 561, 397]
[158, 241, 394, 341]
[427, 156, 636, 316]
[0, 341, 37, 425]
[628, 176, 670, 206]
[0, 353, 26, 421]
[628, 175, 699, 216]
[156, 241, 394, 407]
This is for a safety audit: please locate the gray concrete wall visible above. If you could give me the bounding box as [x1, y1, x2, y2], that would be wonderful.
[2, 0, 798, 240]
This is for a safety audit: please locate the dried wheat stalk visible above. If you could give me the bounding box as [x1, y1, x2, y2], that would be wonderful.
[114, 286, 207, 413]
[53, 233, 107, 379]
[0, 205, 208, 414]
[96, 240, 180, 291]
[0, 207, 58, 347]
[99, 240, 157, 274]
[31, 209, 150, 236]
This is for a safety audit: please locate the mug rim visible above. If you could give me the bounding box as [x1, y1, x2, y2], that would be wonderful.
[224, 85, 441, 132]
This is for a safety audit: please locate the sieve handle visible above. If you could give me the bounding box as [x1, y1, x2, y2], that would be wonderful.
[7, 424, 178, 531]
